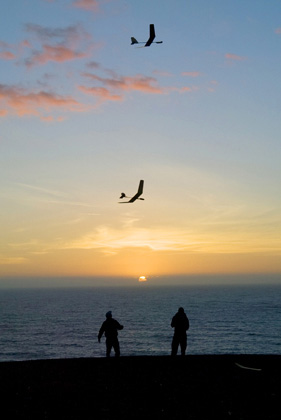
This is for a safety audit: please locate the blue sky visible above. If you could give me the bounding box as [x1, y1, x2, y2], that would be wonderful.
[1, 0, 281, 285]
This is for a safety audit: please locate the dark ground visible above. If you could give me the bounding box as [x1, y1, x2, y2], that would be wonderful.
[0, 355, 280, 419]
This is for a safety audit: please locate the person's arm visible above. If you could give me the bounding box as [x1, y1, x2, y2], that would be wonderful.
[98, 323, 105, 342]
[115, 321, 124, 330]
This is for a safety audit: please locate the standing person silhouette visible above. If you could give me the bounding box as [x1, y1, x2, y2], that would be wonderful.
[98, 311, 124, 357]
[171, 307, 190, 356]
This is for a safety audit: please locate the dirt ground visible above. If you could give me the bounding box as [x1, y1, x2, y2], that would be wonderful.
[1, 355, 280, 419]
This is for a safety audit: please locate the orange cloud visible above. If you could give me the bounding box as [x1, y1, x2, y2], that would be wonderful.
[72, 0, 100, 12]
[0, 51, 15, 60]
[79, 85, 122, 102]
[225, 53, 246, 61]
[0, 84, 86, 118]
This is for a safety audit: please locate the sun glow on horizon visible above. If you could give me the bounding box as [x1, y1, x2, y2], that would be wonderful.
[139, 276, 147, 282]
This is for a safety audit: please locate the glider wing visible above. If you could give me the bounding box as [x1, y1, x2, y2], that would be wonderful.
[145, 24, 155, 47]
[128, 179, 144, 202]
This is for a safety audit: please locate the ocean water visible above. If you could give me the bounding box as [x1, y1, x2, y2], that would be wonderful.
[0, 284, 280, 361]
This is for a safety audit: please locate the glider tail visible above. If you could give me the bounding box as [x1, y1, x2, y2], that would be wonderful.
[131, 37, 138, 45]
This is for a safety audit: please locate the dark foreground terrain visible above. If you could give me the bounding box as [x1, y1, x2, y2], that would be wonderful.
[0, 355, 280, 419]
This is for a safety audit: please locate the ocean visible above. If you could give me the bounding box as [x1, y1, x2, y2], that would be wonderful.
[0, 284, 280, 361]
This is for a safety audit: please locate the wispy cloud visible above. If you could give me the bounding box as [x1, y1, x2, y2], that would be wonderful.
[78, 71, 166, 104]
[59, 225, 192, 253]
[79, 85, 123, 102]
[24, 23, 97, 67]
[15, 183, 93, 208]
[82, 72, 164, 94]
[225, 53, 247, 61]
[0, 51, 16, 60]
[181, 71, 201, 77]
[26, 45, 88, 66]
[72, 0, 100, 12]
[0, 40, 31, 61]
[0, 83, 87, 119]
[79, 69, 195, 104]
[274, 27, 281, 34]
[59, 219, 281, 255]
[16, 183, 68, 199]
[25, 23, 88, 44]
[0, 256, 28, 265]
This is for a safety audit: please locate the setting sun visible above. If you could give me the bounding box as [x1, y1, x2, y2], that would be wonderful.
[139, 276, 147, 282]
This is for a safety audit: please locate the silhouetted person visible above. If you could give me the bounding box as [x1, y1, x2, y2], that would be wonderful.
[171, 307, 190, 356]
[98, 311, 124, 357]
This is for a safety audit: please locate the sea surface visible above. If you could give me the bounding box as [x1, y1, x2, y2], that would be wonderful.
[0, 284, 280, 361]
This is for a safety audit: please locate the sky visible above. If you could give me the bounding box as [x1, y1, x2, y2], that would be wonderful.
[1, 0, 281, 287]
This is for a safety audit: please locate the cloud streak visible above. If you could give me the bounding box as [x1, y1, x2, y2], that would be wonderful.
[82, 72, 164, 94]
[59, 225, 192, 253]
[79, 70, 194, 104]
[0, 256, 28, 265]
[14, 183, 93, 208]
[72, 0, 100, 12]
[225, 53, 246, 61]
[181, 71, 201, 77]
[58, 222, 281, 256]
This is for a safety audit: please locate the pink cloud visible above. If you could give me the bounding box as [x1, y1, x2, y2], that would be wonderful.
[274, 28, 281, 34]
[26, 44, 88, 66]
[0, 39, 30, 61]
[181, 71, 201, 77]
[24, 24, 96, 67]
[0, 51, 16, 60]
[0, 84, 87, 119]
[79, 85, 122, 102]
[82, 72, 164, 94]
[166, 86, 193, 94]
[178, 86, 192, 92]
[79, 68, 197, 106]
[225, 53, 246, 61]
[72, 0, 100, 12]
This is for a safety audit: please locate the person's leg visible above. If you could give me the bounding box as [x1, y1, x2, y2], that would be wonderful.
[171, 336, 179, 356]
[180, 336, 187, 356]
[106, 338, 112, 357]
[113, 338, 120, 357]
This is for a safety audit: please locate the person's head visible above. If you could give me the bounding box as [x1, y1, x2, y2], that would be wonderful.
[178, 307, 184, 314]
[106, 311, 112, 318]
